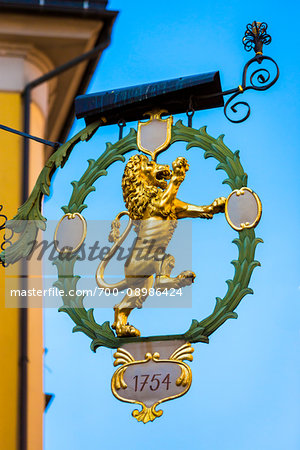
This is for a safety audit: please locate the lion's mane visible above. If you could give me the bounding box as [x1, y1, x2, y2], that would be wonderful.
[122, 154, 158, 220]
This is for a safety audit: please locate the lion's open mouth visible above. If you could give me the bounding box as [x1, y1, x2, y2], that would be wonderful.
[156, 168, 171, 188]
[156, 170, 171, 180]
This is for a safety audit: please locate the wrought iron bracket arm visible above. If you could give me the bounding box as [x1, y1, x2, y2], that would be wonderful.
[195, 21, 279, 124]
[0, 123, 61, 148]
[222, 21, 279, 123]
[223, 53, 279, 123]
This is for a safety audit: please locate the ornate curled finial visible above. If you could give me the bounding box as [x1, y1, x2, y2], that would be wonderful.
[242, 21, 271, 55]
[223, 20, 278, 123]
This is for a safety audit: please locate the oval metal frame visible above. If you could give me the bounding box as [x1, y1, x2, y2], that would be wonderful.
[225, 187, 262, 231]
[54, 212, 87, 254]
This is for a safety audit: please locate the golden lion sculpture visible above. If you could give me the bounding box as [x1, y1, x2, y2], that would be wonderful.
[96, 154, 226, 337]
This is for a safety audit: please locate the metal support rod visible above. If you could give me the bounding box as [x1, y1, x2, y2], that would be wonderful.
[18, 21, 112, 450]
[0, 84, 258, 148]
[26, 42, 109, 92]
[19, 85, 30, 450]
[118, 119, 126, 140]
[0, 124, 61, 148]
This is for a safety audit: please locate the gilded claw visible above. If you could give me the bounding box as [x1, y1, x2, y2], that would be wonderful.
[172, 157, 189, 174]
[112, 322, 141, 337]
[202, 213, 213, 219]
[210, 197, 226, 213]
[177, 270, 196, 287]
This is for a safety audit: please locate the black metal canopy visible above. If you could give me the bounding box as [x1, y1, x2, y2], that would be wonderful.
[75, 71, 224, 125]
[0, 0, 109, 15]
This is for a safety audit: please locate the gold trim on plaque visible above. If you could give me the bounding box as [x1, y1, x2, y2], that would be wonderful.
[137, 109, 173, 161]
[54, 212, 87, 254]
[225, 187, 262, 231]
[111, 343, 194, 423]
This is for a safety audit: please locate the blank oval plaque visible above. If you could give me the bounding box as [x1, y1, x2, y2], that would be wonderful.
[225, 187, 262, 231]
[54, 213, 87, 253]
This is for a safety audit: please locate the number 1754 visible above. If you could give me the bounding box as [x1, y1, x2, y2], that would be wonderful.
[133, 373, 171, 392]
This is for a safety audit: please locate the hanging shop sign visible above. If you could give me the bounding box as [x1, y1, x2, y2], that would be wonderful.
[0, 21, 278, 423]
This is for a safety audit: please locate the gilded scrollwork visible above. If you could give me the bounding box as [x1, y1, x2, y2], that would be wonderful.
[170, 343, 194, 387]
[111, 343, 194, 423]
[132, 403, 163, 423]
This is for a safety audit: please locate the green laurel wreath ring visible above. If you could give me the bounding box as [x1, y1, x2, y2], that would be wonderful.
[53, 120, 262, 351]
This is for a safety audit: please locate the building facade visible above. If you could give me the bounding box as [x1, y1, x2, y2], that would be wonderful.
[0, 2, 117, 449]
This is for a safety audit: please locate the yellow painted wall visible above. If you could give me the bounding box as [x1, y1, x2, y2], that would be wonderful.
[27, 102, 45, 450]
[0, 92, 22, 450]
[0, 96, 45, 450]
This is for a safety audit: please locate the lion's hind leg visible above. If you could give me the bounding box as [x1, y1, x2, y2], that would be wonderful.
[112, 276, 154, 337]
[112, 306, 141, 337]
[154, 253, 195, 289]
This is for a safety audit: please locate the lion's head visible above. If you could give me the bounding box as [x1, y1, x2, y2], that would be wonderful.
[122, 154, 171, 220]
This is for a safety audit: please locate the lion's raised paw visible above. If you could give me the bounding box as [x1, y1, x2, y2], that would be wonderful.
[177, 270, 196, 287]
[172, 157, 189, 175]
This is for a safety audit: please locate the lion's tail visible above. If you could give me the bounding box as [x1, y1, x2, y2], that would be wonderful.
[95, 211, 132, 292]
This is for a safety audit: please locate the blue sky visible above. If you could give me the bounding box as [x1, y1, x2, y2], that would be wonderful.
[44, 1, 300, 449]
